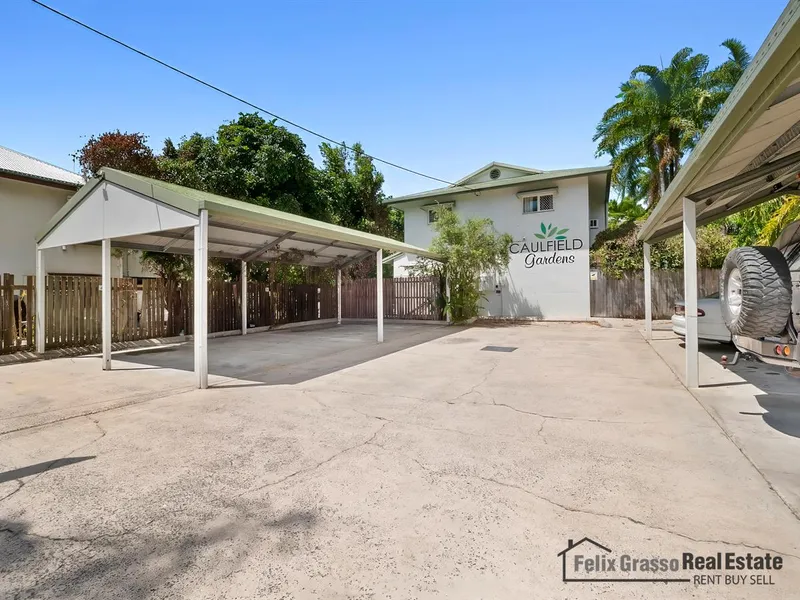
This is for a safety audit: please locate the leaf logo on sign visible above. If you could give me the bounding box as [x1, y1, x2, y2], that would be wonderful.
[534, 223, 569, 240]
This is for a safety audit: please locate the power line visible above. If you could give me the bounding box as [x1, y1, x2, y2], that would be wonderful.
[31, 0, 472, 191]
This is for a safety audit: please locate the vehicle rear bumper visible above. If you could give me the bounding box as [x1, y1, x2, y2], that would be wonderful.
[671, 315, 686, 337]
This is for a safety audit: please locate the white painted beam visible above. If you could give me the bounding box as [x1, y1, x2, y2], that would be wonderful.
[683, 197, 699, 388]
[194, 210, 209, 389]
[643, 242, 652, 341]
[376, 249, 384, 343]
[241, 260, 248, 336]
[35, 248, 45, 353]
[101, 238, 112, 371]
[337, 268, 342, 325]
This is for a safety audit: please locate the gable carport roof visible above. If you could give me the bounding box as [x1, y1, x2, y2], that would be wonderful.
[36, 168, 441, 265]
[639, 0, 800, 243]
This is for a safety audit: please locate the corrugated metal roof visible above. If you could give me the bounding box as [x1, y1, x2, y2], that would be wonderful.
[0, 145, 84, 187]
[38, 168, 443, 263]
[385, 165, 612, 205]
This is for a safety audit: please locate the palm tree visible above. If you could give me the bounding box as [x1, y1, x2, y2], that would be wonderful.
[595, 40, 750, 209]
[608, 197, 647, 227]
[757, 196, 800, 245]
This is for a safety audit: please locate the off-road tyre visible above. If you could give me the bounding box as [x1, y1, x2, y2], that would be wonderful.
[719, 246, 791, 338]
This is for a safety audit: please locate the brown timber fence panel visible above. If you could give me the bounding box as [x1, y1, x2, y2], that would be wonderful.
[247, 281, 271, 328]
[208, 280, 240, 334]
[1, 274, 36, 355]
[273, 283, 317, 325]
[341, 276, 442, 320]
[590, 268, 721, 319]
[319, 285, 337, 319]
[2, 275, 346, 355]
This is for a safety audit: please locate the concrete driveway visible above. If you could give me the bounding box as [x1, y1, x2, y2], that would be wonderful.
[1, 322, 799, 598]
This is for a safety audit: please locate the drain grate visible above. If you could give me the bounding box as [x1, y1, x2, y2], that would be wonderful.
[481, 345, 517, 353]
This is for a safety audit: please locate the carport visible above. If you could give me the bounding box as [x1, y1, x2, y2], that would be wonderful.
[639, 0, 800, 387]
[34, 168, 442, 389]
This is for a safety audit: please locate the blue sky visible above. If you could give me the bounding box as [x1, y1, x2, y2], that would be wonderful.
[2, 0, 789, 197]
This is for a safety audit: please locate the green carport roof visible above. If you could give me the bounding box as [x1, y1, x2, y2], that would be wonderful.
[38, 168, 442, 265]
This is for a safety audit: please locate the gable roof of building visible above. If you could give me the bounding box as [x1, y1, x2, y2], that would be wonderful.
[385, 165, 611, 205]
[0, 145, 84, 188]
[453, 161, 543, 185]
[38, 168, 442, 263]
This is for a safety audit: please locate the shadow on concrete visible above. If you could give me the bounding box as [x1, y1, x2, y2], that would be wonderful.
[698, 343, 800, 439]
[0, 506, 319, 599]
[0, 456, 95, 485]
[111, 323, 459, 388]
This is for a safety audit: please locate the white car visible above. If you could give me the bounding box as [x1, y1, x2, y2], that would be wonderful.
[672, 293, 732, 343]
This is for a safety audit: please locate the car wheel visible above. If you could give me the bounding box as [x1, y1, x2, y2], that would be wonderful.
[719, 246, 792, 337]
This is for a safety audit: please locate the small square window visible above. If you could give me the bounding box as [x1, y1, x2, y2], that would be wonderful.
[590, 218, 599, 228]
[522, 197, 538, 214]
[539, 194, 554, 211]
[427, 205, 452, 224]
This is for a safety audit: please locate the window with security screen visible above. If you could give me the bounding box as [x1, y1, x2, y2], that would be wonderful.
[538, 194, 554, 211]
[521, 193, 554, 214]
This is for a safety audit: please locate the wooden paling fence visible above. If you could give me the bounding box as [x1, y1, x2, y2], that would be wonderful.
[0, 273, 338, 355]
[341, 276, 442, 320]
[0, 274, 34, 355]
[590, 268, 721, 319]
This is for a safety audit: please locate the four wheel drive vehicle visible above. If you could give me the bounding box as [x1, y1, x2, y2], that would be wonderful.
[719, 222, 800, 366]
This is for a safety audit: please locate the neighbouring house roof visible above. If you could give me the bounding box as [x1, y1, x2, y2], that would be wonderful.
[639, 1, 800, 242]
[37, 168, 442, 265]
[0, 145, 84, 188]
[385, 165, 612, 206]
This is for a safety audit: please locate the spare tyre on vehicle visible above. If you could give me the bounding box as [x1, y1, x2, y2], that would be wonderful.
[719, 246, 792, 338]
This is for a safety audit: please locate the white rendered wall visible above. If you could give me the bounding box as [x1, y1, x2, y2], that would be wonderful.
[0, 178, 157, 278]
[588, 173, 608, 246]
[0, 178, 105, 277]
[399, 176, 595, 320]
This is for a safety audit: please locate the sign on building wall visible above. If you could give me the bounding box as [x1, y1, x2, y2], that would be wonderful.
[509, 223, 585, 268]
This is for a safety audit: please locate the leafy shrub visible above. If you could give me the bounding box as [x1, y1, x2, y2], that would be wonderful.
[411, 208, 512, 323]
[590, 221, 734, 278]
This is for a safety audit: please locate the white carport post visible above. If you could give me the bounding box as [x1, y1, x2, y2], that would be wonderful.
[194, 210, 209, 389]
[336, 268, 342, 325]
[643, 242, 652, 341]
[35, 248, 45, 353]
[101, 238, 112, 371]
[240, 260, 248, 336]
[683, 197, 699, 388]
[376, 249, 384, 343]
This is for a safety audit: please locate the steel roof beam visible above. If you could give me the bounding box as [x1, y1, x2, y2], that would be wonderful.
[687, 149, 800, 202]
[243, 231, 295, 262]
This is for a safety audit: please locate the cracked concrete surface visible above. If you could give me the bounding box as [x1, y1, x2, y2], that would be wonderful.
[2, 322, 800, 598]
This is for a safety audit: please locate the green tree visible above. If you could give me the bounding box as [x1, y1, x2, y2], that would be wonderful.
[607, 197, 647, 227]
[725, 199, 783, 246]
[161, 113, 325, 220]
[590, 221, 734, 277]
[756, 195, 800, 245]
[594, 40, 750, 207]
[317, 141, 401, 239]
[412, 208, 512, 323]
